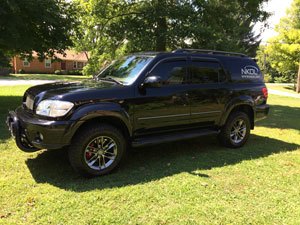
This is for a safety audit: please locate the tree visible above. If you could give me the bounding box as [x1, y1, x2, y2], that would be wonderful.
[263, 0, 300, 88]
[0, 0, 76, 67]
[73, 0, 270, 75]
[256, 45, 280, 82]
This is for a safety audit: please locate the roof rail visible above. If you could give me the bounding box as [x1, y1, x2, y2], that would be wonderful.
[172, 49, 248, 58]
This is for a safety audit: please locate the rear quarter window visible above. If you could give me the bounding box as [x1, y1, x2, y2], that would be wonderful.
[222, 57, 264, 83]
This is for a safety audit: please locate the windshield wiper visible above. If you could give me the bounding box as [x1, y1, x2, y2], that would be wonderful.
[97, 77, 123, 85]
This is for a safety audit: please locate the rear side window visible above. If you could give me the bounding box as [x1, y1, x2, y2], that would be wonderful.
[151, 59, 188, 85]
[222, 57, 264, 83]
[190, 61, 222, 84]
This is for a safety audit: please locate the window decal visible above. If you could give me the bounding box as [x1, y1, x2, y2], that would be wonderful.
[241, 66, 260, 79]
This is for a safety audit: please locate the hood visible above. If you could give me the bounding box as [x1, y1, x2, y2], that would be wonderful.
[25, 79, 131, 105]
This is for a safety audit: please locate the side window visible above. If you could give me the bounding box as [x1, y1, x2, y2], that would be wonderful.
[45, 59, 51, 68]
[151, 60, 187, 85]
[190, 61, 220, 84]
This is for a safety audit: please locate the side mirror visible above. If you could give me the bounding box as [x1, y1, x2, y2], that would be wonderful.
[142, 75, 163, 88]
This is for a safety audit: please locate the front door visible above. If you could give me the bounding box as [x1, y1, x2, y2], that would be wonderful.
[134, 57, 190, 136]
[61, 62, 66, 70]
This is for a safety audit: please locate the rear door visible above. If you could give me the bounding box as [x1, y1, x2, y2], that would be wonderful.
[187, 57, 227, 128]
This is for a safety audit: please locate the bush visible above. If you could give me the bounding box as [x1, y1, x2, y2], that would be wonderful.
[55, 70, 62, 75]
[264, 74, 273, 83]
[82, 63, 97, 76]
[18, 69, 25, 74]
[67, 70, 83, 75]
[274, 76, 291, 83]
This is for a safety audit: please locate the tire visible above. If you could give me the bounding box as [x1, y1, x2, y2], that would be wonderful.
[68, 123, 127, 177]
[218, 111, 250, 148]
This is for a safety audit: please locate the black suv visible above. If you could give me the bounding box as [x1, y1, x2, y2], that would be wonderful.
[7, 49, 269, 177]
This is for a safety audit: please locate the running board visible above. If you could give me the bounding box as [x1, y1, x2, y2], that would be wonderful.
[131, 129, 220, 147]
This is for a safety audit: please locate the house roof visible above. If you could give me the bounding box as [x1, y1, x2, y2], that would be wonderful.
[32, 50, 89, 62]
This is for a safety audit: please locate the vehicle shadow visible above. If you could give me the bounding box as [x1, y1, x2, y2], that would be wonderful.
[25, 134, 299, 191]
[256, 104, 300, 131]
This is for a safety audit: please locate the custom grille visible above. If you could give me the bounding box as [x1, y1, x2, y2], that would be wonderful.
[25, 95, 34, 110]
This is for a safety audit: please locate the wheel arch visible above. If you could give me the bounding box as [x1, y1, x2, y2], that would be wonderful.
[220, 100, 255, 129]
[68, 103, 133, 144]
[72, 116, 131, 144]
[229, 105, 254, 129]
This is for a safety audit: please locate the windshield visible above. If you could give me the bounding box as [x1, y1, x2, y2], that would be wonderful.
[96, 55, 153, 85]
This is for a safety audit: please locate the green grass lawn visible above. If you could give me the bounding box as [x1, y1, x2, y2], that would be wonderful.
[267, 84, 300, 94]
[0, 73, 91, 81]
[1, 85, 300, 224]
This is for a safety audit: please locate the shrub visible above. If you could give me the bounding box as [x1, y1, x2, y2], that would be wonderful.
[18, 69, 25, 74]
[264, 74, 273, 83]
[82, 63, 97, 76]
[67, 70, 83, 75]
[55, 70, 62, 75]
[274, 76, 291, 83]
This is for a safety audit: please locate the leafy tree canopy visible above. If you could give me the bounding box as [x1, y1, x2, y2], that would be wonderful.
[73, 0, 270, 75]
[263, 0, 300, 83]
[0, 0, 76, 66]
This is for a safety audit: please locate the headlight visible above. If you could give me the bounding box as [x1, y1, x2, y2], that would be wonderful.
[36, 100, 74, 117]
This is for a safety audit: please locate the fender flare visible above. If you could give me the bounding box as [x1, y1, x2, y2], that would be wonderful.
[70, 102, 133, 136]
[219, 96, 255, 127]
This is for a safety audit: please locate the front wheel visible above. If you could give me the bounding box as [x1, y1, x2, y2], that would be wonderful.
[218, 111, 250, 148]
[68, 124, 127, 177]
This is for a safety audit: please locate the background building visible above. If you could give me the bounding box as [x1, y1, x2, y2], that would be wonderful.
[11, 50, 88, 74]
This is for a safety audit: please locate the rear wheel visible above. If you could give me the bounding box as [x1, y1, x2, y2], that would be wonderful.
[218, 111, 250, 148]
[68, 124, 127, 177]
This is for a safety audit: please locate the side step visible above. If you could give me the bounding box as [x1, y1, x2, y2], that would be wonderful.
[131, 129, 220, 148]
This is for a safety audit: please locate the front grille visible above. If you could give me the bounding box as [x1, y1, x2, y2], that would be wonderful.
[25, 95, 34, 110]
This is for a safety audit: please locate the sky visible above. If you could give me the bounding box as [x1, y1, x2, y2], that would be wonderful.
[254, 0, 294, 43]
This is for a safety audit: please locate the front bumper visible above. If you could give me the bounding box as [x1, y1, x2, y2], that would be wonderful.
[255, 104, 270, 121]
[6, 106, 83, 152]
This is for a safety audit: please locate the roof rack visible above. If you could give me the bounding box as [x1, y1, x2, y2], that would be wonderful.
[172, 49, 248, 58]
[132, 51, 161, 55]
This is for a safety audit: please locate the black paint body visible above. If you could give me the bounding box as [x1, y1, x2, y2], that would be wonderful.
[7, 51, 269, 151]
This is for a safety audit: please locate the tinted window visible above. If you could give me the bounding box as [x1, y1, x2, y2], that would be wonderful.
[219, 68, 227, 82]
[151, 60, 187, 85]
[190, 61, 219, 84]
[97, 56, 153, 84]
[221, 57, 264, 83]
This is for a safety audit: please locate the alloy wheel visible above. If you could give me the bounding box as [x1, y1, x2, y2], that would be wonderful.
[84, 136, 117, 170]
[230, 119, 247, 144]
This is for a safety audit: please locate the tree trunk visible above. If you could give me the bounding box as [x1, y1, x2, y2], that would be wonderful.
[154, 0, 167, 51]
[155, 17, 167, 51]
[84, 51, 89, 62]
[297, 60, 300, 93]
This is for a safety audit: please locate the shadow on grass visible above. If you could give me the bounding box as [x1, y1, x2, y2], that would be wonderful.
[284, 86, 296, 91]
[256, 104, 300, 130]
[25, 134, 299, 191]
